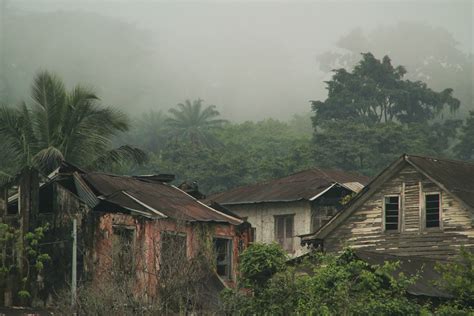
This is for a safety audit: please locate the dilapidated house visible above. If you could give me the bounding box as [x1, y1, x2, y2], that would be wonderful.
[300, 154, 474, 259]
[0, 162, 250, 307]
[209, 168, 369, 256]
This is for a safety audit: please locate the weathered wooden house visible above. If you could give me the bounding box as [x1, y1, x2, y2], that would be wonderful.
[209, 168, 369, 256]
[0, 163, 250, 306]
[300, 154, 474, 259]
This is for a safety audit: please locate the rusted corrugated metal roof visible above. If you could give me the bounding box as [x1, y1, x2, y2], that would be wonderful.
[80, 172, 242, 225]
[301, 154, 474, 243]
[209, 168, 370, 205]
[354, 250, 452, 298]
[407, 155, 474, 210]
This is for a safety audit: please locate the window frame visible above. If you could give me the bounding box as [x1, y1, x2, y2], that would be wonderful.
[383, 195, 401, 233]
[112, 225, 136, 274]
[423, 192, 442, 230]
[214, 237, 233, 280]
[273, 214, 295, 252]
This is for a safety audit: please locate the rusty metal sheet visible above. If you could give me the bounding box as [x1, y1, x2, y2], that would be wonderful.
[209, 168, 370, 205]
[81, 173, 242, 225]
[407, 155, 474, 209]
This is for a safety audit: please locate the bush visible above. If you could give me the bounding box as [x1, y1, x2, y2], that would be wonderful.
[223, 249, 423, 315]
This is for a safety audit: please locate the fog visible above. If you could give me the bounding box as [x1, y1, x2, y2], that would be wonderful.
[2, 0, 473, 121]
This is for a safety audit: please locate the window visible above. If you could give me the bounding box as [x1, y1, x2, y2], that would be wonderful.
[384, 196, 399, 231]
[274, 215, 294, 252]
[112, 226, 135, 274]
[311, 206, 338, 233]
[214, 238, 232, 279]
[160, 232, 187, 279]
[425, 193, 440, 228]
[250, 227, 256, 243]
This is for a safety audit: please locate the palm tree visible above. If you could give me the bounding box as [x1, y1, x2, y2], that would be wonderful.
[166, 99, 228, 146]
[0, 71, 146, 176]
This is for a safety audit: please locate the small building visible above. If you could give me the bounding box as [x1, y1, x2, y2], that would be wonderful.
[0, 163, 250, 307]
[208, 168, 369, 256]
[300, 154, 474, 259]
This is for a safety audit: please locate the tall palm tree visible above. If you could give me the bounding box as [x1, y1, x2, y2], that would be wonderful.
[166, 99, 228, 146]
[0, 71, 146, 176]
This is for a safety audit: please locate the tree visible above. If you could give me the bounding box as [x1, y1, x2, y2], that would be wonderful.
[311, 53, 461, 175]
[454, 111, 474, 161]
[312, 53, 460, 127]
[317, 23, 473, 115]
[116, 109, 167, 153]
[0, 71, 146, 175]
[166, 99, 227, 146]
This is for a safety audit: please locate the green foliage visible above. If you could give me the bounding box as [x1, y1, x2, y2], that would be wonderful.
[222, 249, 424, 315]
[434, 248, 474, 313]
[239, 243, 287, 289]
[126, 116, 314, 193]
[454, 111, 474, 161]
[0, 71, 146, 175]
[317, 23, 473, 116]
[0, 222, 51, 303]
[311, 53, 462, 176]
[166, 99, 228, 146]
[17, 290, 31, 299]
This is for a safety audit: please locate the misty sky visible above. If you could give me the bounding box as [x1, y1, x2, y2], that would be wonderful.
[6, 0, 474, 121]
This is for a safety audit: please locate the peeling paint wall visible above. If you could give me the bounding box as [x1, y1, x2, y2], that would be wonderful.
[227, 201, 311, 257]
[91, 213, 249, 297]
[324, 163, 474, 259]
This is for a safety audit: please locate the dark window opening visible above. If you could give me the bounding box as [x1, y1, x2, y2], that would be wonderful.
[275, 215, 294, 252]
[425, 194, 440, 228]
[311, 206, 338, 233]
[384, 196, 399, 231]
[7, 201, 17, 215]
[39, 184, 54, 213]
[214, 238, 232, 279]
[112, 226, 135, 275]
[250, 227, 256, 243]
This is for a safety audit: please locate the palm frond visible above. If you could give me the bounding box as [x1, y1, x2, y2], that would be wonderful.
[31, 71, 67, 148]
[0, 170, 13, 186]
[89, 145, 147, 170]
[0, 105, 37, 165]
[32, 146, 65, 174]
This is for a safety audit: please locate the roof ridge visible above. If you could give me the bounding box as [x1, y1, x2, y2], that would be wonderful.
[209, 167, 329, 197]
[406, 154, 474, 166]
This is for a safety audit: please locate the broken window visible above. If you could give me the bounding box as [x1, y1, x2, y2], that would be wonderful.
[39, 183, 54, 213]
[311, 206, 338, 233]
[214, 238, 232, 279]
[425, 193, 440, 228]
[160, 232, 187, 279]
[250, 227, 256, 243]
[274, 214, 294, 252]
[384, 196, 399, 231]
[112, 226, 135, 275]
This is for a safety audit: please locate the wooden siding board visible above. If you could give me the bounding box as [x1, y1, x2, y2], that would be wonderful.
[324, 163, 474, 258]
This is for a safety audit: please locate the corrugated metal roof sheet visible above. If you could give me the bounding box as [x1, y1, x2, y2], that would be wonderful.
[354, 250, 452, 298]
[407, 155, 474, 210]
[209, 168, 370, 205]
[80, 172, 242, 225]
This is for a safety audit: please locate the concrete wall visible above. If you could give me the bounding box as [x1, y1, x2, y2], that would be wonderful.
[227, 201, 311, 257]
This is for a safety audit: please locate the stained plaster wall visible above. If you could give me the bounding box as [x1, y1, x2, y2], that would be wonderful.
[226, 201, 311, 257]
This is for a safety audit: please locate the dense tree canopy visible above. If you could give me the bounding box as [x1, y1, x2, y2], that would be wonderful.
[312, 53, 460, 126]
[318, 23, 473, 115]
[311, 53, 462, 175]
[454, 111, 474, 161]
